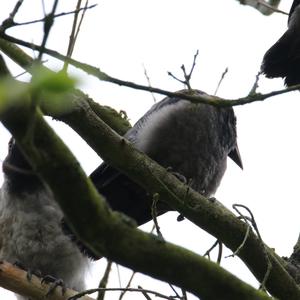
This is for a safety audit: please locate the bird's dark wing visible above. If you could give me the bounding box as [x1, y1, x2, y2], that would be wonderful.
[261, 1, 300, 86]
[289, 0, 300, 23]
[90, 162, 168, 225]
[261, 29, 300, 86]
[261, 30, 292, 79]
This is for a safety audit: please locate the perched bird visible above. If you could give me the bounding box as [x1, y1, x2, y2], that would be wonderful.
[0, 139, 91, 300]
[90, 89, 243, 226]
[261, 0, 300, 86]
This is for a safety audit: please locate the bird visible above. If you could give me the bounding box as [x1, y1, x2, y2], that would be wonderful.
[0, 138, 91, 300]
[261, 0, 300, 86]
[90, 89, 243, 226]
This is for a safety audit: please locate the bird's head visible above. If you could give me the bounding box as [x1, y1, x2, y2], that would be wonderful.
[2, 138, 42, 194]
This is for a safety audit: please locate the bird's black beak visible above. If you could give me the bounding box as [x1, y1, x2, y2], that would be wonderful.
[228, 145, 243, 169]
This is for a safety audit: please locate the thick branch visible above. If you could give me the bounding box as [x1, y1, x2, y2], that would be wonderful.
[0, 261, 94, 300]
[0, 95, 271, 300]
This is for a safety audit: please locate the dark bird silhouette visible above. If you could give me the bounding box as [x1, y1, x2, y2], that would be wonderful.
[90, 89, 243, 226]
[0, 139, 91, 300]
[261, 0, 300, 86]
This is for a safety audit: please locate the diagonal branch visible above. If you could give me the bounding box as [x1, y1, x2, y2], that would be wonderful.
[0, 261, 94, 300]
[0, 87, 272, 300]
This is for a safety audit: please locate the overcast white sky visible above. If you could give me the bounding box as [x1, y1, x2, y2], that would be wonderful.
[0, 0, 299, 299]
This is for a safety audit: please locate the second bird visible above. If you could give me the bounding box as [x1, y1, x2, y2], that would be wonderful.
[90, 89, 243, 225]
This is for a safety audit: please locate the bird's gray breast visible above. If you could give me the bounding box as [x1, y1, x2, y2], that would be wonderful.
[131, 101, 228, 196]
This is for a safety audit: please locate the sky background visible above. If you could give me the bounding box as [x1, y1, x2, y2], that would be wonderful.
[0, 0, 299, 299]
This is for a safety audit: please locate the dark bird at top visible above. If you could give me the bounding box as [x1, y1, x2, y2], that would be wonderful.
[90, 89, 243, 226]
[261, 0, 300, 86]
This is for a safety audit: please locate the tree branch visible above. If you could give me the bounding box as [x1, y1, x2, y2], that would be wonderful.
[0, 261, 94, 300]
[0, 90, 272, 300]
[237, 0, 286, 15]
[1, 35, 299, 108]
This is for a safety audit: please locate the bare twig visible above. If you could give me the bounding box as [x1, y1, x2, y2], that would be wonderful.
[97, 260, 112, 300]
[151, 193, 164, 239]
[118, 271, 136, 300]
[226, 214, 251, 259]
[248, 71, 262, 95]
[68, 287, 181, 300]
[169, 284, 181, 299]
[138, 285, 153, 300]
[216, 241, 223, 265]
[181, 289, 188, 300]
[214, 67, 228, 96]
[38, 0, 59, 61]
[203, 240, 223, 264]
[232, 204, 272, 291]
[116, 264, 122, 288]
[143, 63, 157, 103]
[0, 0, 24, 30]
[168, 50, 199, 90]
[0, 4, 96, 31]
[63, 0, 90, 72]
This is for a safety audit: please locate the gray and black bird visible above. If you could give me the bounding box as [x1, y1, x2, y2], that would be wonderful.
[0, 139, 92, 300]
[90, 89, 243, 225]
[261, 0, 300, 86]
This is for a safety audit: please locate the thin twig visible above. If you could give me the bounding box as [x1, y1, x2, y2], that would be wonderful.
[169, 284, 180, 298]
[168, 50, 199, 90]
[248, 71, 262, 96]
[216, 241, 223, 265]
[1, 4, 97, 31]
[138, 285, 153, 300]
[203, 240, 223, 264]
[151, 193, 164, 239]
[38, 0, 59, 61]
[116, 263, 122, 288]
[143, 63, 157, 103]
[97, 260, 112, 300]
[226, 214, 251, 258]
[232, 204, 272, 291]
[63, 0, 90, 72]
[214, 67, 228, 96]
[118, 271, 136, 300]
[68, 287, 180, 300]
[0, 0, 24, 30]
[204, 240, 219, 260]
[181, 289, 188, 300]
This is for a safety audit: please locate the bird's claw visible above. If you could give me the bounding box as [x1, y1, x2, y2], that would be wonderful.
[41, 275, 66, 296]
